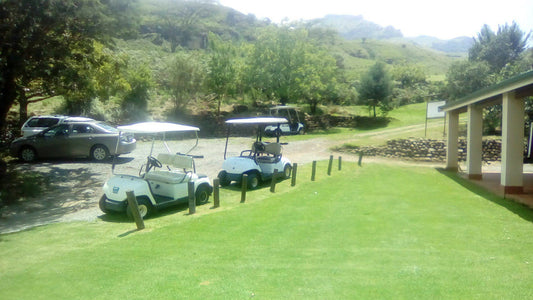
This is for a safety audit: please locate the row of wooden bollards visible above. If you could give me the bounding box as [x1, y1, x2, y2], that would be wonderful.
[129, 153, 363, 230]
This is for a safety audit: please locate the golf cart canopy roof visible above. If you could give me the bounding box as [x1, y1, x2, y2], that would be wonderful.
[117, 122, 200, 133]
[225, 117, 288, 125]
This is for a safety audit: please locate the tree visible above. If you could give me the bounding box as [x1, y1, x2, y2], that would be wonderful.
[445, 61, 494, 100]
[246, 26, 307, 103]
[295, 49, 339, 114]
[0, 0, 126, 130]
[121, 64, 153, 121]
[469, 22, 530, 72]
[392, 63, 426, 89]
[358, 62, 393, 117]
[206, 33, 239, 115]
[165, 51, 206, 111]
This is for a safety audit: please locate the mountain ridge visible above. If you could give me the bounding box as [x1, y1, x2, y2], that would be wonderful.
[307, 14, 473, 54]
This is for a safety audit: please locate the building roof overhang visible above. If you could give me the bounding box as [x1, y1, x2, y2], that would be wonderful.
[440, 70, 533, 113]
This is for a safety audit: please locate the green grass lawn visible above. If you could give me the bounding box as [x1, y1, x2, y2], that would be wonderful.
[1, 162, 533, 299]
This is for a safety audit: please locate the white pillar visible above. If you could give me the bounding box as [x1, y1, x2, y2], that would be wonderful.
[501, 91, 524, 194]
[467, 104, 483, 179]
[446, 110, 459, 171]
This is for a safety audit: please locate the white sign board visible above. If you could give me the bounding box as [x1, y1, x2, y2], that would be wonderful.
[426, 101, 446, 119]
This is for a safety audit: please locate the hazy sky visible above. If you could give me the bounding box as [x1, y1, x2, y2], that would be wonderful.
[219, 0, 533, 40]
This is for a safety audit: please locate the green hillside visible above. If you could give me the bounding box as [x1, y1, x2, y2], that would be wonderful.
[116, 0, 461, 91]
[335, 39, 458, 80]
[130, 0, 460, 80]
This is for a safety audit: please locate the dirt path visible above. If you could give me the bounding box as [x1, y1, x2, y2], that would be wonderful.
[0, 123, 443, 234]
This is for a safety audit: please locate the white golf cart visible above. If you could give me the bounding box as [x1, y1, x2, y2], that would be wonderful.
[218, 117, 292, 189]
[264, 106, 304, 136]
[100, 122, 212, 219]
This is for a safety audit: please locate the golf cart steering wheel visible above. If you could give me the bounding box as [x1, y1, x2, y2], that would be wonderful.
[254, 141, 265, 152]
[145, 156, 162, 173]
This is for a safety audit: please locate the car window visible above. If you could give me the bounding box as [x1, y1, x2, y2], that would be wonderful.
[43, 124, 70, 137]
[26, 117, 60, 128]
[94, 122, 118, 133]
[72, 124, 94, 134]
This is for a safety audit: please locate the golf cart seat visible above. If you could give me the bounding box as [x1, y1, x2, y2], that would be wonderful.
[143, 153, 192, 184]
[157, 153, 193, 170]
[252, 142, 281, 156]
[254, 142, 282, 163]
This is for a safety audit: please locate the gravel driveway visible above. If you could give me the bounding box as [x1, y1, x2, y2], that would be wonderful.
[1, 136, 345, 233]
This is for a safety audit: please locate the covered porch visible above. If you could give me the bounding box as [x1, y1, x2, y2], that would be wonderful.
[440, 70, 533, 196]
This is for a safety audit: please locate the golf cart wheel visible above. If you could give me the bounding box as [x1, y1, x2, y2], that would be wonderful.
[195, 184, 211, 205]
[99, 195, 113, 214]
[246, 172, 259, 190]
[283, 164, 292, 179]
[126, 197, 152, 220]
[19, 146, 37, 162]
[218, 171, 231, 187]
[91, 144, 109, 161]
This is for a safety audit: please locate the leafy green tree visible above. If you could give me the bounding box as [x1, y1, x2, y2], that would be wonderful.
[121, 64, 153, 121]
[56, 42, 130, 115]
[295, 49, 339, 114]
[446, 23, 530, 101]
[206, 33, 239, 115]
[358, 62, 393, 117]
[392, 63, 426, 88]
[165, 51, 207, 111]
[469, 22, 530, 72]
[246, 26, 306, 103]
[445, 60, 494, 100]
[0, 0, 131, 129]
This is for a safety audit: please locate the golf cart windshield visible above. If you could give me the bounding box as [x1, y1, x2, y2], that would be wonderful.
[112, 122, 200, 175]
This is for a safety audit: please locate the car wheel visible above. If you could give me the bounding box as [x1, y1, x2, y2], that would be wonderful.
[126, 197, 152, 219]
[195, 184, 211, 205]
[246, 172, 259, 190]
[91, 144, 109, 161]
[19, 146, 37, 162]
[283, 164, 292, 179]
[218, 171, 231, 187]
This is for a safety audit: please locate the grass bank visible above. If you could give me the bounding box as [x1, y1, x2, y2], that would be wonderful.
[1, 162, 532, 299]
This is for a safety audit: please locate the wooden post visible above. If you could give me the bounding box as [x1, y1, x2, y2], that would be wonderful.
[126, 190, 144, 230]
[291, 163, 298, 187]
[311, 161, 317, 181]
[188, 181, 196, 214]
[338, 156, 342, 171]
[241, 174, 247, 203]
[358, 152, 364, 166]
[213, 178, 220, 208]
[270, 169, 278, 193]
[327, 155, 333, 175]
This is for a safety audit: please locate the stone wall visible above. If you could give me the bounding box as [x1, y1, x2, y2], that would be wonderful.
[342, 138, 503, 162]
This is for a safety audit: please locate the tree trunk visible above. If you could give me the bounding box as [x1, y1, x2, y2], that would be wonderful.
[18, 89, 29, 128]
[0, 73, 18, 131]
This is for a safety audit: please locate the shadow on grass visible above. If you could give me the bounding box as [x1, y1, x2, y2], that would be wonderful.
[220, 177, 290, 192]
[98, 200, 212, 222]
[436, 168, 533, 223]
